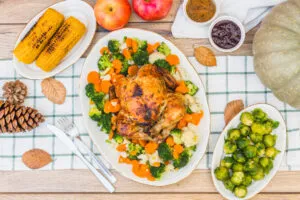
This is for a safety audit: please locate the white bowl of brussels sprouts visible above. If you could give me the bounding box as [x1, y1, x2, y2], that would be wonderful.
[211, 104, 286, 200]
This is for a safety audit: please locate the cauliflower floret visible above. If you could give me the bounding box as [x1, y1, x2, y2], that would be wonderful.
[149, 52, 166, 64]
[182, 124, 199, 147]
[165, 164, 175, 172]
[128, 60, 134, 65]
[148, 151, 162, 166]
[120, 42, 127, 51]
[120, 151, 127, 158]
[172, 70, 182, 81]
[137, 154, 149, 164]
[184, 94, 202, 113]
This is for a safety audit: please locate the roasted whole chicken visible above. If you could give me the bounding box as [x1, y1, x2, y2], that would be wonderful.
[114, 64, 186, 142]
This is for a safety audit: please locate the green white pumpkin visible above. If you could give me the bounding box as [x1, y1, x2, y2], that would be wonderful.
[253, 0, 300, 109]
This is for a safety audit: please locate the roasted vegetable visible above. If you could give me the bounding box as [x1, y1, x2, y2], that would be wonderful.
[224, 179, 235, 191]
[228, 129, 241, 141]
[231, 171, 245, 185]
[14, 8, 64, 64]
[36, 17, 86, 72]
[214, 166, 230, 181]
[240, 112, 254, 126]
[220, 156, 234, 168]
[224, 141, 237, 154]
[234, 186, 247, 198]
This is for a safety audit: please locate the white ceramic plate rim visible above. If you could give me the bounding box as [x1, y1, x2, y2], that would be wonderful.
[211, 103, 287, 200]
[13, 0, 96, 79]
[79, 28, 211, 186]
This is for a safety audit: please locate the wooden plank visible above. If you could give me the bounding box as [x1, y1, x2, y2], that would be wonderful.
[0, 23, 257, 59]
[0, 0, 182, 24]
[0, 193, 300, 200]
[1, 169, 300, 193]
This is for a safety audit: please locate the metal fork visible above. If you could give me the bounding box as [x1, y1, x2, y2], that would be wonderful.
[57, 117, 116, 184]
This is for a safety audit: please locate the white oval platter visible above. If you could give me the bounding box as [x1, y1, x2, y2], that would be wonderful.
[13, 0, 96, 79]
[211, 104, 287, 200]
[79, 28, 211, 186]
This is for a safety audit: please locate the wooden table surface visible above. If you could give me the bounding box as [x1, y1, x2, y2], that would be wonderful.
[0, 1, 299, 200]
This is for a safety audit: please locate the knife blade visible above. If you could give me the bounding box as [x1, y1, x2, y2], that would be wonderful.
[47, 124, 115, 193]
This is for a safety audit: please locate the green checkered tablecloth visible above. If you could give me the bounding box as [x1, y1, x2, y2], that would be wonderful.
[0, 57, 299, 170]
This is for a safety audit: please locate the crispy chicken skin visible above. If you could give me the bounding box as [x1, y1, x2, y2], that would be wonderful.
[115, 64, 186, 142]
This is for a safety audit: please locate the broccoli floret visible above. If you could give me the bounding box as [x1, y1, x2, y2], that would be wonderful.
[128, 143, 143, 154]
[85, 84, 105, 111]
[112, 52, 125, 61]
[85, 83, 95, 98]
[149, 163, 166, 179]
[184, 81, 199, 96]
[170, 128, 183, 144]
[98, 53, 112, 71]
[158, 143, 173, 162]
[132, 50, 149, 66]
[89, 106, 102, 121]
[108, 39, 120, 53]
[91, 92, 106, 111]
[157, 42, 171, 56]
[120, 60, 129, 75]
[186, 107, 193, 114]
[133, 38, 148, 51]
[173, 150, 190, 169]
[113, 133, 124, 144]
[97, 113, 112, 134]
[154, 59, 172, 72]
[170, 66, 176, 75]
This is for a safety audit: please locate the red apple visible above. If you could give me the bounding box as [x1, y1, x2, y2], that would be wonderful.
[133, 0, 173, 21]
[94, 0, 131, 31]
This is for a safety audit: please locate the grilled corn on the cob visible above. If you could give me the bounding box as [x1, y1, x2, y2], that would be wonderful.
[36, 17, 86, 72]
[13, 8, 64, 64]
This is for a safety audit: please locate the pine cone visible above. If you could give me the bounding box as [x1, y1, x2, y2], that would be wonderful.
[0, 100, 45, 133]
[3, 80, 28, 105]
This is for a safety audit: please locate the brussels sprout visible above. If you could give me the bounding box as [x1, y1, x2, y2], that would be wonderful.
[240, 112, 254, 126]
[231, 171, 245, 185]
[224, 141, 237, 154]
[264, 121, 273, 134]
[242, 175, 252, 187]
[250, 133, 263, 143]
[214, 166, 230, 181]
[220, 157, 234, 168]
[252, 108, 267, 122]
[233, 151, 246, 163]
[259, 157, 270, 168]
[256, 143, 266, 157]
[251, 122, 267, 135]
[237, 137, 251, 149]
[223, 179, 235, 191]
[243, 145, 257, 159]
[244, 160, 258, 173]
[263, 134, 277, 147]
[234, 186, 248, 198]
[251, 157, 260, 163]
[251, 167, 265, 180]
[239, 124, 251, 136]
[264, 160, 274, 174]
[232, 163, 244, 172]
[265, 147, 280, 159]
[228, 129, 241, 141]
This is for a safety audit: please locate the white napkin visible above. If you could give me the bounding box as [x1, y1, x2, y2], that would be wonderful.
[171, 0, 286, 38]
